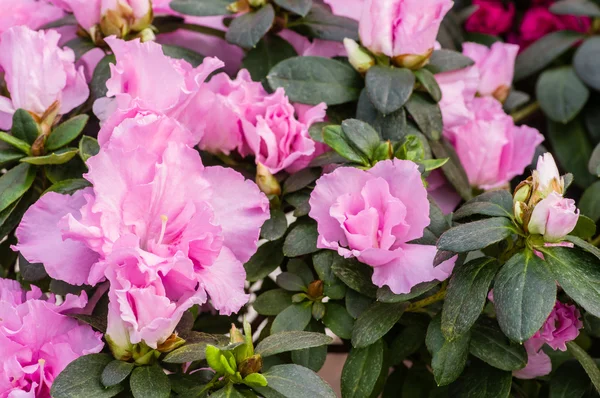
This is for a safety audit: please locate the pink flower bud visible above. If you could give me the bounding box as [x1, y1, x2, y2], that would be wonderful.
[533, 153, 564, 197]
[528, 192, 579, 242]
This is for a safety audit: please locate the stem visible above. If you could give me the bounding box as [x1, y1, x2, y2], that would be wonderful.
[406, 284, 447, 312]
[591, 235, 600, 247]
[511, 101, 540, 123]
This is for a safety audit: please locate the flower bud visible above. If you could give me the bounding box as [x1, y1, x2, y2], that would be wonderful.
[532, 153, 564, 200]
[100, 8, 130, 38]
[513, 180, 531, 205]
[513, 201, 526, 225]
[105, 335, 133, 361]
[227, 0, 251, 13]
[493, 85, 510, 103]
[157, 333, 185, 353]
[256, 163, 281, 196]
[307, 280, 324, 298]
[528, 192, 579, 242]
[392, 48, 434, 70]
[343, 38, 375, 74]
[248, 0, 267, 7]
[137, 27, 156, 43]
[239, 354, 263, 378]
[230, 324, 245, 344]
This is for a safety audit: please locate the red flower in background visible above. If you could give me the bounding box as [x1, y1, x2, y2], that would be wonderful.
[465, 0, 515, 35]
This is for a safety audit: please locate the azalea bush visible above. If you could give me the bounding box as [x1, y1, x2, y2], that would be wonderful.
[1, 0, 600, 397]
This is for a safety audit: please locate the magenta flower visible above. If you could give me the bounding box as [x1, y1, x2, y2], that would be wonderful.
[528, 192, 579, 242]
[465, 0, 515, 36]
[0, 26, 88, 129]
[0, 279, 103, 397]
[309, 159, 456, 294]
[516, 6, 590, 49]
[463, 42, 519, 101]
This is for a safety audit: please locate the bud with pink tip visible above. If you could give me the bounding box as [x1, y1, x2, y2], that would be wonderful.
[527, 192, 579, 242]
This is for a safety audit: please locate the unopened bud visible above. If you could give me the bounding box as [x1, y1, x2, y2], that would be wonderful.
[132, 342, 160, 365]
[157, 333, 185, 353]
[392, 48, 434, 70]
[513, 181, 532, 205]
[248, 0, 267, 7]
[513, 201, 526, 225]
[100, 8, 130, 38]
[239, 354, 263, 378]
[137, 27, 156, 43]
[106, 335, 133, 361]
[130, 4, 153, 32]
[307, 280, 324, 298]
[344, 38, 375, 74]
[256, 163, 281, 196]
[227, 0, 251, 13]
[230, 324, 245, 344]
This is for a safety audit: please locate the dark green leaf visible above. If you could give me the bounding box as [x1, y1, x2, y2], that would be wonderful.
[356, 89, 407, 141]
[548, 118, 596, 188]
[442, 257, 500, 340]
[291, 321, 327, 372]
[449, 361, 512, 398]
[550, 360, 590, 398]
[257, 364, 336, 398]
[162, 44, 205, 67]
[290, 3, 359, 42]
[404, 92, 443, 140]
[101, 360, 134, 387]
[283, 222, 318, 257]
[437, 217, 515, 253]
[243, 35, 297, 82]
[429, 138, 472, 201]
[495, 250, 557, 342]
[21, 148, 78, 165]
[589, 143, 600, 176]
[345, 289, 373, 319]
[323, 125, 368, 165]
[0, 132, 30, 155]
[377, 281, 439, 303]
[19, 253, 47, 282]
[503, 90, 531, 113]
[322, 302, 354, 339]
[277, 272, 307, 292]
[79, 135, 100, 162]
[340, 119, 381, 160]
[565, 235, 600, 261]
[425, 50, 475, 74]
[271, 302, 312, 333]
[283, 167, 320, 194]
[313, 251, 347, 300]
[365, 66, 415, 115]
[580, 181, 600, 222]
[515, 30, 586, 81]
[256, 331, 332, 357]
[571, 214, 596, 240]
[567, 341, 600, 394]
[390, 324, 427, 366]
[352, 301, 407, 348]
[268, 56, 363, 105]
[261, 209, 287, 241]
[169, 0, 232, 16]
[274, 0, 312, 16]
[64, 37, 96, 60]
[469, 317, 527, 371]
[11, 109, 39, 144]
[551, 0, 600, 16]
[226, 4, 275, 48]
[130, 364, 170, 398]
[341, 340, 384, 398]
[45, 178, 92, 195]
[332, 257, 377, 298]
[453, 190, 513, 220]
[91, 55, 116, 100]
[574, 36, 600, 90]
[426, 315, 470, 386]
[46, 115, 89, 151]
[544, 246, 600, 317]
[50, 354, 123, 398]
[244, 240, 284, 282]
[210, 383, 246, 398]
[162, 342, 210, 363]
[414, 68, 442, 102]
[0, 163, 36, 213]
[537, 66, 589, 123]
[253, 289, 293, 316]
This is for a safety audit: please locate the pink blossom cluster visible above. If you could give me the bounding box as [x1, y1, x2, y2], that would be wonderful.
[0, 279, 104, 397]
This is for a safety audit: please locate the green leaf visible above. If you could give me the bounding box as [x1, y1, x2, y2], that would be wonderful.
[571, 214, 596, 240]
[0, 163, 36, 213]
[574, 36, 600, 91]
[357, 92, 408, 142]
[45, 178, 91, 195]
[162, 44, 205, 67]
[548, 118, 596, 188]
[429, 138, 472, 201]
[414, 68, 442, 102]
[377, 281, 439, 303]
[567, 341, 600, 394]
[504, 90, 531, 112]
[551, 0, 600, 16]
[130, 365, 170, 398]
[283, 167, 320, 194]
[544, 246, 600, 318]
[91, 55, 116, 100]
[341, 340, 384, 398]
[0, 149, 25, 167]
[589, 142, 600, 177]
[515, 30, 586, 81]
[20, 148, 78, 165]
[323, 125, 368, 165]
[79, 135, 100, 162]
[537, 66, 589, 124]
[565, 235, 600, 261]
[211, 383, 246, 398]
[274, 0, 312, 16]
[283, 222, 318, 257]
[404, 92, 443, 140]
[46, 115, 89, 151]
[442, 257, 500, 340]
[437, 217, 515, 253]
[162, 342, 210, 363]
[494, 250, 557, 342]
[169, 0, 232, 16]
[40, 14, 77, 29]
[580, 181, 600, 222]
[267, 56, 363, 105]
[345, 289, 373, 319]
[242, 35, 297, 82]
[340, 119, 381, 160]
[322, 302, 354, 339]
[453, 190, 513, 220]
[257, 364, 336, 398]
[261, 209, 287, 241]
[425, 50, 475, 74]
[245, 240, 284, 282]
[276, 272, 307, 292]
[226, 4, 275, 48]
[11, 109, 39, 144]
[469, 317, 527, 371]
[101, 360, 134, 387]
[0, 132, 30, 154]
[550, 360, 591, 398]
[290, 321, 327, 372]
[256, 331, 332, 357]
[331, 257, 377, 298]
[449, 361, 512, 398]
[351, 301, 407, 348]
[19, 253, 47, 282]
[64, 37, 96, 60]
[271, 302, 312, 333]
[289, 3, 359, 42]
[50, 354, 123, 398]
[390, 324, 427, 366]
[365, 66, 415, 115]
[253, 289, 293, 316]
[426, 315, 470, 386]
[313, 251, 347, 300]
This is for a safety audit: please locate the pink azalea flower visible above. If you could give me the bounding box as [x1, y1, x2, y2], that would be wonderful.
[513, 338, 552, 379]
[435, 65, 480, 129]
[0, 26, 88, 129]
[465, 0, 515, 36]
[444, 97, 544, 190]
[0, 279, 104, 397]
[0, 0, 64, 37]
[309, 159, 456, 294]
[516, 6, 590, 49]
[427, 169, 462, 214]
[528, 192, 579, 242]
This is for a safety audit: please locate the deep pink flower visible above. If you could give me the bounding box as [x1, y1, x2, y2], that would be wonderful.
[0, 0, 64, 37]
[0, 26, 88, 129]
[462, 42, 519, 100]
[528, 192, 579, 242]
[517, 6, 590, 49]
[309, 159, 456, 294]
[444, 97, 544, 190]
[0, 279, 104, 398]
[359, 0, 453, 58]
[465, 0, 515, 36]
[534, 301, 582, 351]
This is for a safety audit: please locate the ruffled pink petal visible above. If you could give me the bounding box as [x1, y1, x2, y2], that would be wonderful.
[513, 339, 552, 379]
